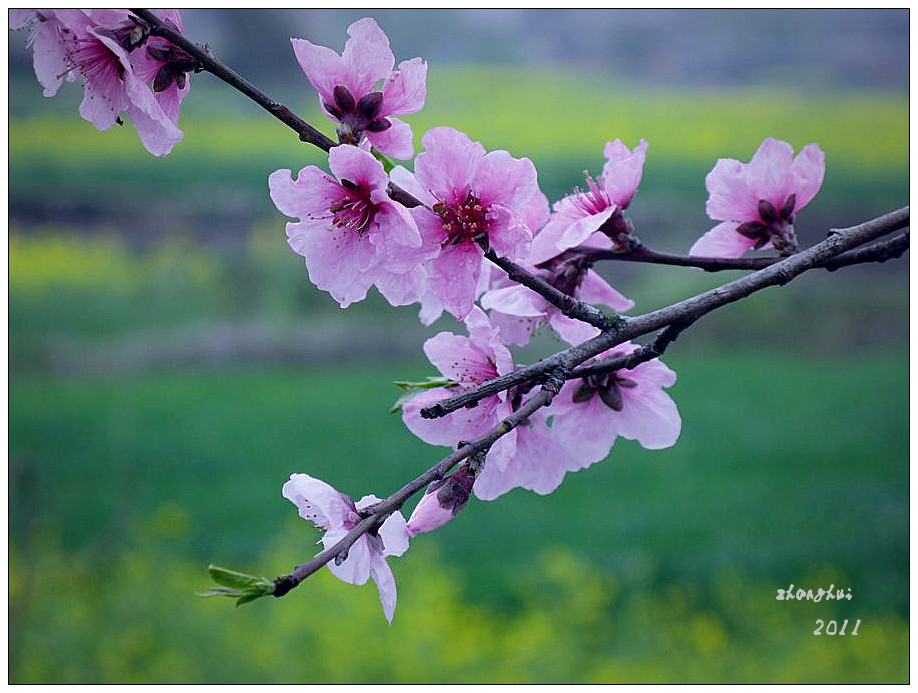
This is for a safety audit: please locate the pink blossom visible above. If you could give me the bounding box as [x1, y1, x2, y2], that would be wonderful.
[405, 466, 476, 536]
[402, 127, 548, 320]
[9, 10, 82, 97]
[401, 307, 515, 449]
[547, 342, 681, 468]
[269, 144, 433, 308]
[282, 473, 409, 623]
[535, 138, 648, 258]
[690, 137, 826, 258]
[472, 409, 573, 500]
[291, 17, 426, 160]
[17, 9, 185, 156]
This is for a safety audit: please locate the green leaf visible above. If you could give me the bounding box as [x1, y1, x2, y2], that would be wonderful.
[371, 148, 396, 173]
[201, 565, 275, 606]
[389, 376, 456, 413]
[207, 564, 269, 589]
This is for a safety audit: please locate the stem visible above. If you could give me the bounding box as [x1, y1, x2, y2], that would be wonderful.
[273, 383, 561, 597]
[484, 250, 620, 331]
[130, 9, 336, 151]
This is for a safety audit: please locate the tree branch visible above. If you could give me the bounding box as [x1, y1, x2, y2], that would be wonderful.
[420, 206, 909, 419]
[484, 250, 620, 331]
[273, 381, 562, 597]
[130, 8, 336, 152]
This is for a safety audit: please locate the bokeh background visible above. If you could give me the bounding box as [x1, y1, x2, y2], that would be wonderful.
[8, 9, 908, 684]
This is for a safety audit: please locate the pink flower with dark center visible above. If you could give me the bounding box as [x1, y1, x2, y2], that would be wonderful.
[396, 127, 548, 320]
[536, 138, 649, 258]
[282, 473, 409, 623]
[402, 307, 515, 450]
[291, 17, 426, 160]
[38, 9, 184, 156]
[269, 144, 432, 309]
[547, 342, 681, 469]
[690, 137, 826, 258]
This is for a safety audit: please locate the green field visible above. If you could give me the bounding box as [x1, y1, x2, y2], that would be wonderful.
[9, 350, 910, 683]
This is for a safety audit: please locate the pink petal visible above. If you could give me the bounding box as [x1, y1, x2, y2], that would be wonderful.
[369, 553, 398, 624]
[325, 531, 372, 585]
[374, 265, 425, 306]
[689, 221, 760, 258]
[481, 284, 546, 317]
[287, 221, 379, 308]
[747, 137, 796, 206]
[428, 242, 483, 320]
[486, 205, 532, 259]
[601, 138, 648, 208]
[30, 16, 76, 96]
[556, 206, 616, 253]
[341, 17, 395, 96]
[415, 127, 485, 203]
[790, 143, 826, 212]
[488, 311, 538, 347]
[615, 384, 681, 450]
[401, 387, 498, 448]
[547, 392, 618, 469]
[365, 116, 414, 160]
[328, 143, 389, 193]
[382, 57, 427, 115]
[423, 330, 496, 385]
[291, 37, 347, 107]
[268, 167, 339, 221]
[520, 187, 551, 236]
[577, 270, 634, 312]
[704, 158, 758, 222]
[282, 473, 354, 530]
[378, 511, 410, 558]
[389, 165, 436, 206]
[473, 150, 538, 211]
[547, 310, 601, 346]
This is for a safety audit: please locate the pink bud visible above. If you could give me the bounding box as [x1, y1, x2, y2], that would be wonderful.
[406, 467, 475, 536]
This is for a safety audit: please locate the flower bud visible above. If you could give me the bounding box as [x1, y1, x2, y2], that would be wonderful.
[406, 466, 476, 536]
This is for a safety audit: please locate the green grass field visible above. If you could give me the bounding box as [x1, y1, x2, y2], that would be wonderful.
[9, 349, 909, 683]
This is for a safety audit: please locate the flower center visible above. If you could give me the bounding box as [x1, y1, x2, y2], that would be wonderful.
[71, 34, 124, 83]
[569, 172, 613, 217]
[328, 179, 376, 234]
[572, 372, 637, 411]
[433, 192, 490, 250]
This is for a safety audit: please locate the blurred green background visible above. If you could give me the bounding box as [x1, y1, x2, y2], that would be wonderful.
[9, 9, 908, 684]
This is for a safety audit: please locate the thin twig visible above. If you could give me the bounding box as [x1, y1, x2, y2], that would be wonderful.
[484, 250, 620, 331]
[130, 8, 336, 151]
[273, 382, 561, 597]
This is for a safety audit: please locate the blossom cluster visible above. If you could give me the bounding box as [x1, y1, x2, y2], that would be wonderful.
[10, 9, 195, 156]
[13, 12, 827, 623]
[266, 18, 824, 622]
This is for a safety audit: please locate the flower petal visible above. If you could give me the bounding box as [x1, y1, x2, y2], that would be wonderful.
[282, 473, 354, 530]
[689, 221, 761, 258]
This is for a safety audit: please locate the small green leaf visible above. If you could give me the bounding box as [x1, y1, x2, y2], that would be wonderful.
[371, 148, 396, 173]
[201, 565, 275, 606]
[207, 564, 270, 589]
[389, 377, 456, 413]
